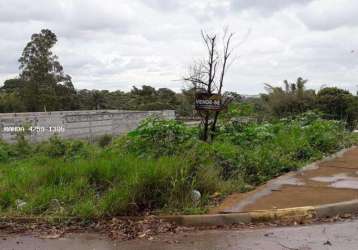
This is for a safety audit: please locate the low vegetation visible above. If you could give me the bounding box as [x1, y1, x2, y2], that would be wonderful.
[0, 112, 356, 218]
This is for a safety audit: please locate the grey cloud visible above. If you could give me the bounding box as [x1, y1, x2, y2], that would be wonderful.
[0, 0, 62, 23]
[297, 0, 358, 30]
[0, 0, 134, 35]
[231, 0, 313, 14]
[138, 0, 180, 11]
[0, 0, 357, 95]
[0, 37, 24, 76]
[64, 1, 134, 32]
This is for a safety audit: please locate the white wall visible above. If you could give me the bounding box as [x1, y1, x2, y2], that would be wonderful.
[0, 110, 175, 143]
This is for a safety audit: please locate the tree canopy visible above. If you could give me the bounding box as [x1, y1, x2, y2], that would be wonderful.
[261, 77, 316, 118]
[5, 29, 77, 112]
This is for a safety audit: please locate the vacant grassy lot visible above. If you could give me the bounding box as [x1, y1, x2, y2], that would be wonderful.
[0, 113, 356, 218]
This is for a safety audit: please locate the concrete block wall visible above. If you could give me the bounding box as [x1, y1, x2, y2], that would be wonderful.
[0, 110, 175, 143]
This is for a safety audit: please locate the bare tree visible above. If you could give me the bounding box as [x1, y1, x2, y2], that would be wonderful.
[185, 29, 234, 141]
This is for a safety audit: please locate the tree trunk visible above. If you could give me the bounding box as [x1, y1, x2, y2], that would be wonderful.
[202, 112, 210, 141]
[210, 111, 220, 141]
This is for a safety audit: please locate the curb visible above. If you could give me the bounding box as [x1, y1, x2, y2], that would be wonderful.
[160, 199, 358, 226]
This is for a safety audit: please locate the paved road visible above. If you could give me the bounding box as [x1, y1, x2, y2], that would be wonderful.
[2, 219, 358, 250]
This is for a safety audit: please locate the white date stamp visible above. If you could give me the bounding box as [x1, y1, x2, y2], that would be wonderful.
[3, 126, 65, 133]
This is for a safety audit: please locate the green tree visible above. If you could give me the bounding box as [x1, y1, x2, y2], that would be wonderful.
[157, 88, 178, 109]
[126, 85, 179, 110]
[91, 90, 107, 110]
[176, 87, 196, 117]
[262, 77, 316, 118]
[0, 92, 25, 112]
[104, 90, 131, 110]
[1, 79, 26, 93]
[18, 29, 76, 111]
[316, 87, 358, 129]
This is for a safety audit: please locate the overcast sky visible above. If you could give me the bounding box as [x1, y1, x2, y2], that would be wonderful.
[0, 0, 358, 94]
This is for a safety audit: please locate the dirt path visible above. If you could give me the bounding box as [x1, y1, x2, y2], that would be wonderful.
[212, 146, 358, 213]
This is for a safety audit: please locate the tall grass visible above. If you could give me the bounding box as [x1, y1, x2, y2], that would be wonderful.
[0, 152, 195, 217]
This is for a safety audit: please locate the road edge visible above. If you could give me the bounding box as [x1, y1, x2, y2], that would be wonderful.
[160, 199, 358, 226]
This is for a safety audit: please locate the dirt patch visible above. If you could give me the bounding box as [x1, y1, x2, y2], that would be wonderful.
[0, 216, 182, 241]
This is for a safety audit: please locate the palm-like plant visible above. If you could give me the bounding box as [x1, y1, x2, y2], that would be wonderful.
[262, 77, 315, 117]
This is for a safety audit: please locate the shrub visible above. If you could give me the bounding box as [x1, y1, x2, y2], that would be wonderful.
[0, 142, 10, 162]
[13, 133, 32, 158]
[65, 140, 91, 160]
[37, 136, 92, 160]
[304, 119, 345, 152]
[214, 112, 349, 185]
[98, 134, 113, 148]
[46, 136, 67, 157]
[124, 117, 194, 156]
[0, 138, 32, 162]
[0, 191, 13, 209]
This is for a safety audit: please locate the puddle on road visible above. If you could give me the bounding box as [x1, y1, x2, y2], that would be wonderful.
[311, 173, 349, 183]
[311, 173, 358, 189]
[331, 180, 358, 189]
[275, 176, 305, 186]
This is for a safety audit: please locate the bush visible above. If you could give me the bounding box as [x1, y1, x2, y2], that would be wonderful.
[0, 138, 31, 162]
[13, 133, 32, 158]
[65, 140, 91, 160]
[213, 112, 350, 185]
[304, 119, 345, 152]
[123, 117, 194, 156]
[98, 134, 113, 148]
[37, 136, 92, 160]
[0, 142, 10, 162]
[46, 136, 67, 157]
